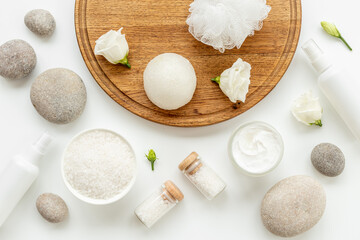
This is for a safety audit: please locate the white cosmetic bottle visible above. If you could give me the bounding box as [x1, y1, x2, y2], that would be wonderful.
[302, 39, 360, 140]
[0, 132, 52, 227]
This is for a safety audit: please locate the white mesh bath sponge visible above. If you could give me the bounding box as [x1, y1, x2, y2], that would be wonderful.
[186, 0, 271, 53]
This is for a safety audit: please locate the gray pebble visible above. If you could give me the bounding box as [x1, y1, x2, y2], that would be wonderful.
[311, 143, 345, 177]
[24, 9, 56, 37]
[30, 68, 87, 124]
[261, 175, 326, 238]
[36, 193, 68, 223]
[0, 39, 36, 80]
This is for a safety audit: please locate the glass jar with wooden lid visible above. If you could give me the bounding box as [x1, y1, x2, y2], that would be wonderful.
[134, 180, 184, 228]
[178, 152, 226, 200]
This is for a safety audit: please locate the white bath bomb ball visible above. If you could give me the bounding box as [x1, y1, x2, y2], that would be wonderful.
[144, 53, 197, 110]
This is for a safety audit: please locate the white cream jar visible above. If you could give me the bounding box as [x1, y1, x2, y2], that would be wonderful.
[228, 121, 284, 176]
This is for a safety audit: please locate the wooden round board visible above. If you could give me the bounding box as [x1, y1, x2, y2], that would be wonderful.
[75, 0, 301, 127]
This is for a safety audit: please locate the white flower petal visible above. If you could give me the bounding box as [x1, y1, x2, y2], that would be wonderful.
[291, 91, 323, 126]
[94, 28, 129, 65]
[219, 58, 251, 103]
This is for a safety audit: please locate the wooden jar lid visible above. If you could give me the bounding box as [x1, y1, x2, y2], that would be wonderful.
[164, 180, 184, 201]
[178, 152, 199, 171]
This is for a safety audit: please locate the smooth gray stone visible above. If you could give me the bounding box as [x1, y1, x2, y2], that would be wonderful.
[36, 193, 68, 223]
[0, 39, 36, 80]
[311, 143, 345, 177]
[30, 68, 87, 124]
[261, 175, 326, 237]
[24, 9, 56, 37]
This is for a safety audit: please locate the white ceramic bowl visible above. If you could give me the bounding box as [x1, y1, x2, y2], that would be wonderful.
[228, 121, 284, 177]
[61, 128, 137, 205]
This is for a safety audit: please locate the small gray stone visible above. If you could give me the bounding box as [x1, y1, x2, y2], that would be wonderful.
[24, 9, 56, 37]
[36, 193, 68, 223]
[311, 143, 345, 177]
[261, 175, 326, 238]
[0, 39, 36, 80]
[30, 68, 87, 124]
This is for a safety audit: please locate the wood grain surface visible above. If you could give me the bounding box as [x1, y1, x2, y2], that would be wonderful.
[75, 0, 301, 127]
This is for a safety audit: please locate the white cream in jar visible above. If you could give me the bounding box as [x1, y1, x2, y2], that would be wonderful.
[229, 122, 284, 176]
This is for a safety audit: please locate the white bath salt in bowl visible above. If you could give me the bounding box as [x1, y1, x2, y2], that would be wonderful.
[62, 129, 137, 205]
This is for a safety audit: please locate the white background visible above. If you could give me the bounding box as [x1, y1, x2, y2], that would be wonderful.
[0, 0, 360, 239]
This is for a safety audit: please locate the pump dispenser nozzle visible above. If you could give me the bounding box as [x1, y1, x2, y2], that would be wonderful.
[33, 132, 53, 155]
[302, 39, 332, 74]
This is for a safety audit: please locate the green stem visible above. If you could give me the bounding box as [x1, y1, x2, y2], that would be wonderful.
[310, 119, 323, 127]
[151, 161, 154, 171]
[211, 76, 220, 84]
[119, 55, 131, 68]
[339, 35, 352, 51]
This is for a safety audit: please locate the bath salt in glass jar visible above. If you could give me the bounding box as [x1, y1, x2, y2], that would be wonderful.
[134, 180, 184, 228]
[178, 152, 226, 200]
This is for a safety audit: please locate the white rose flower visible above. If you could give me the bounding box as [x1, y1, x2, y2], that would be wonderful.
[291, 91, 323, 127]
[94, 28, 131, 68]
[212, 58, 251, 103]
